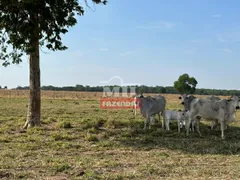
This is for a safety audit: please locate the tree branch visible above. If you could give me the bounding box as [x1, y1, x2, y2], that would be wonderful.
[84, 0, 97, 12]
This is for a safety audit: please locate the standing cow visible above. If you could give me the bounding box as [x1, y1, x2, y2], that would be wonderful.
[181, 109, 196, 132]
[181, 95, 240, 139]
[137, 94, 166, 130]
[179, 94, 197, 131]
[163, 109, 186, 132]
[179, 94, 222, 130]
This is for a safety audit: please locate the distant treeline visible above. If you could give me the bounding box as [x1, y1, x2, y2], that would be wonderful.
[13, 85, 240, 96]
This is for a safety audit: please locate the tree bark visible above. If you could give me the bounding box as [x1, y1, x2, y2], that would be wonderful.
[23, 51, 41, 129]
[23, 13, 41, 129]
[23, 45, 41, 129]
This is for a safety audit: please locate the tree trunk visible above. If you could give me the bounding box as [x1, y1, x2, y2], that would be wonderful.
[23, 15, 41, 129]
[23, 46, 41, 129]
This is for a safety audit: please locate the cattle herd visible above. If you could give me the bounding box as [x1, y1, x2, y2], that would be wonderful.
[133, 94, 240, 139]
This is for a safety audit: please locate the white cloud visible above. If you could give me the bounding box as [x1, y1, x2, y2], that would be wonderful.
[216, 32, 240, 43]
[212, 14, 222, 18]
[99, 48, 108, 51]
[223, 48, 233, 53]
[158, 21, 176, 29]
[136, 21, 176, 30]
[216, 34, 227, 42]
[120, 51, 134, 56]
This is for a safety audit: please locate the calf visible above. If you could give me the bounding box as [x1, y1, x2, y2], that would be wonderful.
[181, 110, 197, 132]
[163, 110, 185, 132]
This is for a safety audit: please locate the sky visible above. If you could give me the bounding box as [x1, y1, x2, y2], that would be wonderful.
[1, 0, 240, 90]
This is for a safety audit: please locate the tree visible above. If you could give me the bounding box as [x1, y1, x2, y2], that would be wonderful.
[174, 73, 198, 94]
[0, 0, 107, 129]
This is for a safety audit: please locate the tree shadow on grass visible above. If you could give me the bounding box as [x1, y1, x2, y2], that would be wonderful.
[115, 120, 240, 155]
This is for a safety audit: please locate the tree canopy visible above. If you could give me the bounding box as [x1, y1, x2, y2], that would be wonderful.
[174, 73, 198, 94]
[0, 0, 107, 66]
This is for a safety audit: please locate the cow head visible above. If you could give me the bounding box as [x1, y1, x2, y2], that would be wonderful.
[178, 109, 185, 116]
[179, 94, 189, 105]
[227, 95, 240, 110]
[136, 93, 144, 98]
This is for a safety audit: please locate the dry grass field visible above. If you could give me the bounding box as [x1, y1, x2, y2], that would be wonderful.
[0, 90, 240, 179]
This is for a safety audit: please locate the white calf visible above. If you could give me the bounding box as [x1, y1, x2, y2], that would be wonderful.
[163, 110, 185, 132]
[181, 110, 195, 132]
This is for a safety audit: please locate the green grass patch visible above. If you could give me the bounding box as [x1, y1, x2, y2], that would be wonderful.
[0, 95, 240, 179]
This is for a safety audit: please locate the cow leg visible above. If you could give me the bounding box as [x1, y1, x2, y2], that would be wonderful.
[179, 120, 183, 129]
[149, 116, 155, 129]
[185, 117, 192, 137]
[143, 117, 148, 130]
[178, 119, 180, 132]
[195, 117, 202, 137]
[165, 119, 170, 131]
[191, 119, 195, 132]
[148, 117, 151, 129]
[183, 119, 186, 126]
[157, 113, 160, 124]
[220, 120, 225, 139]
[161, 112, 165, 129]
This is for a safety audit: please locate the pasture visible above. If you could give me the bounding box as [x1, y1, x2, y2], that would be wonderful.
[0, 90, 240, 179]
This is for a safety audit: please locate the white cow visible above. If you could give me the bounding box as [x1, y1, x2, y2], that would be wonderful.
[181, 109, 196, 132]
[163, 110, 186, 132]
[179, 94, 222, 130]
[182, 95, 240, 139]
[138, 94, 166, 130]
